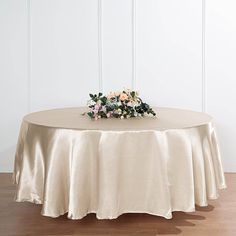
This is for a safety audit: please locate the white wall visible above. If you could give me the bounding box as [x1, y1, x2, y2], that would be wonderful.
[0, 0, 235, 172]
[206, 0, 236, 172]
[0, 0, 28, 172]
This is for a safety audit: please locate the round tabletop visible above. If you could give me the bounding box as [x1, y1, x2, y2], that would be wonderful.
[15, 106, 226, 220]
[23, 107, 212, 131]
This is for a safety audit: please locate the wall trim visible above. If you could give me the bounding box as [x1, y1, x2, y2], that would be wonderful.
[202, 0, 206, 112]
[98, 0, 103, 92]
[27, 0, 32, 113]
[132, 0, 136, 90]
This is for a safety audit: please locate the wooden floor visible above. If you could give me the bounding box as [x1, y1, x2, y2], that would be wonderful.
[0, 173, 235, 236]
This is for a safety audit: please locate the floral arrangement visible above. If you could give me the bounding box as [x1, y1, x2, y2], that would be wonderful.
[85, 89, 156, 120]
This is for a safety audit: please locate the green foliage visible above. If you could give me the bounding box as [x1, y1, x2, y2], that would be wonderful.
[86, 90, 156, 120]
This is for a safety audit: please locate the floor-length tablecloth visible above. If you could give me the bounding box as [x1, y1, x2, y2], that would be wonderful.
[13, 107, 226, 219]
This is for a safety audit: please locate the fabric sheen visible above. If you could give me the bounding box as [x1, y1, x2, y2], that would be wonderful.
[13, 107, 226, 219]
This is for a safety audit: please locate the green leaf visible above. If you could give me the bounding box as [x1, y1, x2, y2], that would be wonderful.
[87, 112, 94, 118]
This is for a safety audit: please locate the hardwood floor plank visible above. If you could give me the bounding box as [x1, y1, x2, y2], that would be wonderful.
[0, 173, 235, 236]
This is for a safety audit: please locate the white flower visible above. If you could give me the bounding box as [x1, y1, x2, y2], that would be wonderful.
[87, 100, 96, 106]
[102, 106, 106, 112]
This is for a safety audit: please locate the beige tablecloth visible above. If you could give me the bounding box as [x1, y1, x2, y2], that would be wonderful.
[13, 107, 226, 219]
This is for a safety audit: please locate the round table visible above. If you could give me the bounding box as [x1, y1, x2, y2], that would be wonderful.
[13, 107, 226, 219]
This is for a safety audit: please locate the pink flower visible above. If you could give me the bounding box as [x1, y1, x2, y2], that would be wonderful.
[95, 104, 100, 110]
[107, 112, 112, 118]
[92, 104, 101, 114]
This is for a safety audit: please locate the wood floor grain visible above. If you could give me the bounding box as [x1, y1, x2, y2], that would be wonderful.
[0, 173, 235, 236]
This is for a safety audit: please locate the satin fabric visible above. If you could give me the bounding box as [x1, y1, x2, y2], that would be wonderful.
[13, 108, 226, 219]
[21, 107, 214, 131]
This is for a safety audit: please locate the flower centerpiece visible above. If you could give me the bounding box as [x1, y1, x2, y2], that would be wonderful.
[85, 89, 156, 120]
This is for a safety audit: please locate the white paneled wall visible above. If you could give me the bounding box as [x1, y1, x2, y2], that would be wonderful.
[0, 0, 28, 172]
[206, 0, 236, 172]
[30, 0, 99, 111]
[136, 0, 202, 110]
[102, 0, 133, 92]
[0, 0, 235, 172]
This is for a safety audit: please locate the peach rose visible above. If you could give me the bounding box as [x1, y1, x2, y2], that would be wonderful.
[119, 93, 128, 101]
[107, 91, 120, 99]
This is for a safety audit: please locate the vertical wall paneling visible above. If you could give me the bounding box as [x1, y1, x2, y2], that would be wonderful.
[98, 0, 103, 92]
[0, 0, 28, 172]
[30, 0, 99, 111]
[136, 0, 202, 111]
[206, 0, 236, 172]
[27, 0, 32, 112]
[202, 0, 206, 112]
[132, 0, 136, 90]
[102, 0, 133, 93]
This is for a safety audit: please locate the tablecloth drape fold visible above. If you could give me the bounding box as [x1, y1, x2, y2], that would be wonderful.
[13, 121, 226, 219]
